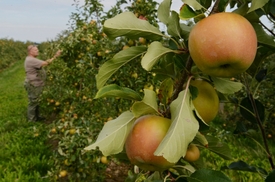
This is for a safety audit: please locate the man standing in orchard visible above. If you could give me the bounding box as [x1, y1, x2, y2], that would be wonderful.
[24, 45, 61, 122]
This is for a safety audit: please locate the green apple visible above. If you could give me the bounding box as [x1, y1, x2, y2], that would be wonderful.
[125, 115, 175, 171]
[190, 79, 219, 123]
[188, 12, 257, 77]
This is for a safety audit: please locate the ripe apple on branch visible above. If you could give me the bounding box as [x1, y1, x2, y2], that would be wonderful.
[84, 0, 275, 180]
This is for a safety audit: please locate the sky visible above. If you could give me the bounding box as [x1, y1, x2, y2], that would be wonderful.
[0, 0, 183, 43]
[0, 0, 271, 43]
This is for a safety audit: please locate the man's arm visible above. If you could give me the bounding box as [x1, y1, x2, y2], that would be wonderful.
[42, 50, 62, 67]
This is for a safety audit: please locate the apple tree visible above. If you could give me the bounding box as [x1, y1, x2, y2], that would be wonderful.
[39, 0, 162, 181]
[84, 0, 275, 181]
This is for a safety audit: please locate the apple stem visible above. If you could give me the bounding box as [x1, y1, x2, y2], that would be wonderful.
[243, 74, 275, 170]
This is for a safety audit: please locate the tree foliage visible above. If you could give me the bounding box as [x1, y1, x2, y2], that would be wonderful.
[39, 0, 275, 181]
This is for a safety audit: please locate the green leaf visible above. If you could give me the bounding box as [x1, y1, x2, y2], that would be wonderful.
[248, 0, 269, 13]
[158, 78, 174, 105]
[95, 84, 142, 101]
[188, 169, 232, 182]
[222, 160, 268, 175]
[168, 11, 186, 38]
[240, 97, 265, 124]
[154, 90, 199, 163]
[141, 41, 179, 71]
[132, 89, 159, 118]
[157, 0, 171, 25]
[233, 3, 249, 15]
[211, 77, 243, 94]
[182, 0, 205, 10]
[179, 23, 192, 40]
[268, 0, 275, 15]
[151, 53, 177, 78]
[266, 170, 275, 182]
[84, 111, 135, 156]
[252, 22, 275, 48]
[179, 4, 201, 20]
[194, 132, 208, 147]
[247, 45, 274, 76]
[146, 171, 162, 181]
[103, 12, 163, 40]
[205, 135, 232, 160]
[96, 46, 147, 89]
[218, 0, 230, 12]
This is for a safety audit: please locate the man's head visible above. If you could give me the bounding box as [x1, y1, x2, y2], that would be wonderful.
[27, 45, 39, 57]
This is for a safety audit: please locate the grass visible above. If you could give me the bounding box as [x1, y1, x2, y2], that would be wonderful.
[0, 61, 52, 182]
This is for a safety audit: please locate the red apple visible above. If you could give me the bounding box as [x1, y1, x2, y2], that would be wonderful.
[188, 12, 257, 77]
[125, 115, 174, 171]
[139, 15, 147, 20]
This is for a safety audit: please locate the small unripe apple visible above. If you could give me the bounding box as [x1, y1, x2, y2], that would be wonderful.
[90, 20, 96, 25]
[125, 115, 175, 171]
[59, 170, 68, 177]
[100, 156, 108, 164]
[69, 128, 76, 135]
[122, 45, 130, 50]
[183, 144, 200, 162]
[190, 79, 219, 123]
[188, 12, 257, 77]
[51, 128, 57, 134]
[128, 39, 135, 46]
[92, 39, 97, 45]
[131, 72, 138, 79]
[97, 51, 102, 57]
[139, 37, 147, 45]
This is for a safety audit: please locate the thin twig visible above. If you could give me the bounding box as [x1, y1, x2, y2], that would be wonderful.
[210, 0, 221, 15]
[163, 56, 193, 118]
[259, 21, 275, 37]
[243, 74, 275, 169]
[171, 56, 193, 101]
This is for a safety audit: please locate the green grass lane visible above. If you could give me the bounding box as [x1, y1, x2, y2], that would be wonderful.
[0, 60, 27, 121]
[0, 61, 52, 182]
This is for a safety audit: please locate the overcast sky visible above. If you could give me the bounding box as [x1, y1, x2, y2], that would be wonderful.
[0, 0, 183, 43]
[0, 0, 271, 43]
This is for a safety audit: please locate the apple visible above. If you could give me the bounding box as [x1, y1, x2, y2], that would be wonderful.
[105, 50, 111, 54]
[131, 72, 138, 79]
[51, 128, 57, 134]
[188, 12, 257, 77]
[190, 79, 219, 123]
[59, 170, 68, 177]
[69, 128, 76, 135]
[139, 15, 147, 20]
[183, 144, 200, 162]
[97, 51, 102, 57]
[122, 45, 129, 50]
[92, 39, 97, 45]
[100, 156, 108, 164]
[139, 37, 147, 45]
[64, 159, 70, 166]
[90, 20, 96, 25]
[128, 39, 135, 46]
[125, 115, 175, 171]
